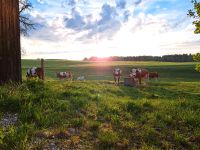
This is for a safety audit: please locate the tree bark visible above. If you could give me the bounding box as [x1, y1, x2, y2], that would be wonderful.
[0, 0, 21, 84]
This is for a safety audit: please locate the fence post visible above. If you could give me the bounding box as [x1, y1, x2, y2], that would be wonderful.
[41, 59, 44, 80]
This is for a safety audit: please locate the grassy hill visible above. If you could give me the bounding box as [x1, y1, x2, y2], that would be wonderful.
[0, 60, 200, 149]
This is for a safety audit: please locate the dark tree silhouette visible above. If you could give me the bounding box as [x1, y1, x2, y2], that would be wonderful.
[0, 0, 21, 84]
[0, 0, 34, 84]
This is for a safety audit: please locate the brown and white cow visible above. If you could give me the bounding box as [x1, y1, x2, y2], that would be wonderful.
[113, 68, 122, 86]
[57, 72, 73, 80]
[149, 72, 159, 80]
[129, 68, 149, 85]
[26, 67, 44, 79]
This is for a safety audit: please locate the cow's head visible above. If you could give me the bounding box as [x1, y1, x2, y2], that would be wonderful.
[130, 68, 137, 77]
[113, 68, 122, 75]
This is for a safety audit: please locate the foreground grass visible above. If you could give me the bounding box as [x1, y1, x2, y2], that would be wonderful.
[0, 80, 200, 149]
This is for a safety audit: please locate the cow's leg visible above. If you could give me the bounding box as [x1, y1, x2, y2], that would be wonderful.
[37, 74, 40, 80]
[133, 78, 139, 86]
[144, 78, 147, 85]
[38, 71, 42, 80]
[147, 73, 149, 81]
[139, 77, 142, 85]
[145, 76, 149, 85]
[115, 77, 118, 86]
[117, 77, 119, 86]
[27, 76, 30, 81]
[70, 75, 73, 81]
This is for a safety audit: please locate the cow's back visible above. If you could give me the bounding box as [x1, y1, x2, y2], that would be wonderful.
[27, 67, 37, 76]
[149, 72, 158, 78]
[136, 69, 149, 78]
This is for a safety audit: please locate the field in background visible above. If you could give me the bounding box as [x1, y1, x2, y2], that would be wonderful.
[22, 59, 200, 82]
[0, 59, 200, 149]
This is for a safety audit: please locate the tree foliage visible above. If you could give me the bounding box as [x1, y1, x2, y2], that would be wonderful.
[193, 53, 200, 72]
[188, 1, 200, 72]
[188, 0, 200, 34]
[19, 0, 35, 35]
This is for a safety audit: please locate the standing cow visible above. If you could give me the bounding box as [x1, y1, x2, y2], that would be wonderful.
[129, 68, 149, 85]
[57, 72, 73, 80]
[26, 67, 44, 80]
[149, 72, 159, 81]
[113, 68, 122, 86]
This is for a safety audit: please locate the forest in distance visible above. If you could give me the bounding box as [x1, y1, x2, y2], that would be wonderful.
[84, 54, 194, 62]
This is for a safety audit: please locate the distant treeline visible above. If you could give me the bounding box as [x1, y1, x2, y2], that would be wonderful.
[84, 54, 194, 62]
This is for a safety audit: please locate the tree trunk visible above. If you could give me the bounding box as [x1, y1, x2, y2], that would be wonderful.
[0, 0, 21, 84]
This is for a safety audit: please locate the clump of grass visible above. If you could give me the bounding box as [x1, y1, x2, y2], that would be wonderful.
[141, 125, 161, 146]
[69, 118, 84, 128]
[0, 124, 34, 150]
[97, 123, 119, 147]
[126, 101, 143, 116]
[173, 131, 191, 148]
[86, 120, 101, 131]
[98, 130, 119, 147]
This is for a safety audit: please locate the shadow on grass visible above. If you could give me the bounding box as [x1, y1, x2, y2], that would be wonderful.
[117, 82, 200, 101]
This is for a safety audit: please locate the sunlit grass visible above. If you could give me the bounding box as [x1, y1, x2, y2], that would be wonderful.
[0, 80, 200, 149]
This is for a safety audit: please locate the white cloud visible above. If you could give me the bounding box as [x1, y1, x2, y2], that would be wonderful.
[21, 0, 200, 60]
[37, 0, 45, 4]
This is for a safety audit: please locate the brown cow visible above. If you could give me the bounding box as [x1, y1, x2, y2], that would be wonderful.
[26, 67, 43, 79]
[129, 68, 149, 85]
[113, 68, 122, 86]
[149, 72, 159, 80]
[57, 72, 73, 80]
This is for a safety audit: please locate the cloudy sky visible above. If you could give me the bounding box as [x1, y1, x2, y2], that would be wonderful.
[21, 0, 200, 60]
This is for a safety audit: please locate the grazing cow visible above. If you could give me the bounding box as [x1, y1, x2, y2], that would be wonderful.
[26, 67, 43, 79]
[113, 68, 122, 86]
[77, 76, 85, 81]
[129, 68, 149, 85]
[149, 72, 159, 80]
[56, 72, 73, 80]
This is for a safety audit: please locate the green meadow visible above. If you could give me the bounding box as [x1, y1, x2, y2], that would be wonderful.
[22, 59, 199, 82]
[0, 60, 200, 149]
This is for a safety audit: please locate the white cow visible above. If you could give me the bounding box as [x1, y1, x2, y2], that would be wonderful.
[113, 68, 122, 86]
[56, 71, 73, 80]
[26, 67, 43, 79]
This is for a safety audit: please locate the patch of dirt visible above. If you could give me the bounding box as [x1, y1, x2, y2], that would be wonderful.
[0, 113, 18, 128]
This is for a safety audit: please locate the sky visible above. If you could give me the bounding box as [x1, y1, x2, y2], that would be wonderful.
[21, 0, 200, 60]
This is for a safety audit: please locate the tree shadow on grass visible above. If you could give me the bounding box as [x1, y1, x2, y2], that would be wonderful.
[117, 82, 200, 101]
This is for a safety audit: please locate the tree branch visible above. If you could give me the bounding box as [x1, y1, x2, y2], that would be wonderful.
[19, 0, 35, 35]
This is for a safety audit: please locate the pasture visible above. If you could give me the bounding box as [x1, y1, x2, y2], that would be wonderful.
[22, 59, 200, 82]
[0, 60, 200, 149]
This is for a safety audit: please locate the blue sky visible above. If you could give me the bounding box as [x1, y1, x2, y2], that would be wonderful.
[21, 0, 200, 60]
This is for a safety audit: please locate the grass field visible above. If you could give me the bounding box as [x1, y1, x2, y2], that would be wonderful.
[0, 60, 200, 149]
[22, 60, 200, 82]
